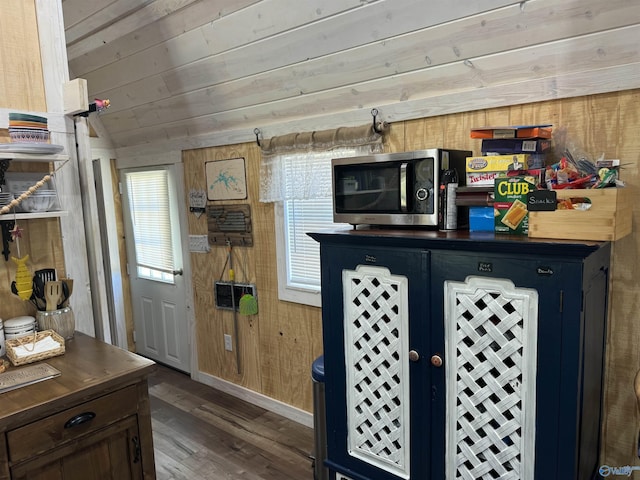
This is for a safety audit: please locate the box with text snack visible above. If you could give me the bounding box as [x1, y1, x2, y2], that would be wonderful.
[494, 176, 536, 235]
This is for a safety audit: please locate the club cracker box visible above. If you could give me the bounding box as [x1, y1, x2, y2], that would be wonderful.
[494, 176, 537, 235]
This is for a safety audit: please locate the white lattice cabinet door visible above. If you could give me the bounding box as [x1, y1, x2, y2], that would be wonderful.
[444, 276, 538, 480]
[342, 265, 411, 479]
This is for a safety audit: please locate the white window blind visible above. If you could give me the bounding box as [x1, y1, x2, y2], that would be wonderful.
[125, 169, 175, 281]
[275, 148, 372, 305]
[284, 197, 335, 289]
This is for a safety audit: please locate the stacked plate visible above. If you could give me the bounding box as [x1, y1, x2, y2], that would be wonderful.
[0, 191, 14, 208]
[8, 113, 50, 143]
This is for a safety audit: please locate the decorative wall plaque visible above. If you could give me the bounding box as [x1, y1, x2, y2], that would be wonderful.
[207, 204, 253, 247]
[205, 158, 247, 201]
[189, 189, 207, 217]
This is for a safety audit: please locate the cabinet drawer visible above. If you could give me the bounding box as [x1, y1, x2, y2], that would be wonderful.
[7, 385, 138, 463]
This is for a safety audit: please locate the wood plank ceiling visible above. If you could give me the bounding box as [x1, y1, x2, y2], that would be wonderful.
[61, 0, 640, 156]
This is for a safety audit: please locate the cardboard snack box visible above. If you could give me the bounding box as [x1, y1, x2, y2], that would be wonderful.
[470, 125, 553, 139]
[466, 154, 532, 172]
[481, 138, 551, 154]
[494, 176, 537, 235]
[467, 168, 543, 187]
[466, 171, 507, 187]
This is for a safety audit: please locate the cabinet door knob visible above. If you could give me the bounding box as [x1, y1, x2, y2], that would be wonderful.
[431, 354, 443, 367]
[408, 350, 420, 362]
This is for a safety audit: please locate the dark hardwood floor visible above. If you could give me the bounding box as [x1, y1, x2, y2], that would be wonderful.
[148, 364, 315, 480]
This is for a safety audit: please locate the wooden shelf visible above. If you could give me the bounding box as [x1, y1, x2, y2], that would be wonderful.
[0, 211, 67, 220]
[0, 150, 68, 221]
[0, 152, 68, 162]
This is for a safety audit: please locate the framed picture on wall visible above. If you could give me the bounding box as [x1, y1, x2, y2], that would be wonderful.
[205, 157, 247, 201]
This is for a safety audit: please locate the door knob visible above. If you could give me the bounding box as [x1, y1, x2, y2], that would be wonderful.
[431, 354, 443, 367]
[408, 350, 420, 362]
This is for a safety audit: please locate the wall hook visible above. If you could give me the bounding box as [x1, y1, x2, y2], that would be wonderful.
[254, 128, 262, 147]
[371, 108, 387, 133]
[74, 98, 111, 118]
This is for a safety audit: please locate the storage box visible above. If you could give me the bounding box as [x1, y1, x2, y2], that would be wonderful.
[528, 188, 632, 241]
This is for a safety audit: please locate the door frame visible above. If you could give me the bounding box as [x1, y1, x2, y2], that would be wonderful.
[88, 148, 129, 348]
[114, 150, 196, 374]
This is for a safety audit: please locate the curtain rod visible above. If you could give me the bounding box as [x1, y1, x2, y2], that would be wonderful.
[254, 108, 387, 147]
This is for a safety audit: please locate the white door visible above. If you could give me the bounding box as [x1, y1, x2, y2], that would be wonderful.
[120, 165, 190, 373]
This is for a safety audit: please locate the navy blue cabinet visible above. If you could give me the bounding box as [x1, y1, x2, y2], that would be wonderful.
[310, 229, 610, 480]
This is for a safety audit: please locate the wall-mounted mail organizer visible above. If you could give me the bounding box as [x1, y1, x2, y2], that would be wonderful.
[214, 281, 257, 311]
[207, 204, 253, 247]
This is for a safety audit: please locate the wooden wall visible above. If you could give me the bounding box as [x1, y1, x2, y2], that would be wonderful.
[0, 0, 46, 111]
[185, 89, 640, 467]
[184, 144, 324, 411]
[0, 0, 67, 321]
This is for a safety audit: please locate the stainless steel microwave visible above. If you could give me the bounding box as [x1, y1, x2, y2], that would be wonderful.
[332, 148, 471, 226]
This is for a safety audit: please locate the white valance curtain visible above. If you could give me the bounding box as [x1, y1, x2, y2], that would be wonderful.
[259, 124, 383, 202]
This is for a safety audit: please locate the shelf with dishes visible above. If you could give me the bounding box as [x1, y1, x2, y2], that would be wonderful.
[1, 164, 65, 218]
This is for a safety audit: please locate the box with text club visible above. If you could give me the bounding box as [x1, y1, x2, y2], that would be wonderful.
[494, 176, 536, 235]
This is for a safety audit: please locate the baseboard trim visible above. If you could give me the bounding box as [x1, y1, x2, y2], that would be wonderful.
[193, 370, 314, 428]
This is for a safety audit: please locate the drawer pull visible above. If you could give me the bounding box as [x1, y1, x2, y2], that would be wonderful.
[64, 412, 96, 429]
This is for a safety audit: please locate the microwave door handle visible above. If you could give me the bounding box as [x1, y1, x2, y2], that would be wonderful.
[400, 162, 408, 212]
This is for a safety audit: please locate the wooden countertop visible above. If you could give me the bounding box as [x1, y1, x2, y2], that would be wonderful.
[0, 333, 155, 430]
[308, 227, 608, 257]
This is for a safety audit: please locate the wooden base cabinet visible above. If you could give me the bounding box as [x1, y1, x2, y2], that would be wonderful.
[0, 334, 156, 480]
[310, 229, 611, 480]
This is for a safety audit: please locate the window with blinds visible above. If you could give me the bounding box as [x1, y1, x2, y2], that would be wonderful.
[125, 169, 176, 283]
[284, 196, 334, 289]
[274, 150, 351, 306]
